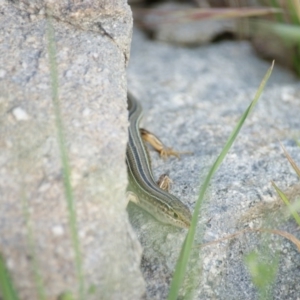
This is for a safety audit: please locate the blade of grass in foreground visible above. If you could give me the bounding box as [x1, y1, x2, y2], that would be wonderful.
[244, 249, 279, 300]
[280, 142, 300, 177]
[287, 0, 300, 25]
[251, 20, 300, 43]
[271, 181, 300, 226]
[0, 254, 19, 300]
[168, 61, 274, 300]
[268, 0, 284, 23]
[46, 17, 85, 300]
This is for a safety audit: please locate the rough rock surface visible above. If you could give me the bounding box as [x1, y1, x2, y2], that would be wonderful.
[12, 0, 132, 63]
[127, 28, 300, 299]
[133, 2, 237, 46]
[0, 2, 145, 300]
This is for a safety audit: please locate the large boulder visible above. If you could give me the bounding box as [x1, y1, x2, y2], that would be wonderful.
[0, 1, 145, 299]
[128, 28, 300, 299]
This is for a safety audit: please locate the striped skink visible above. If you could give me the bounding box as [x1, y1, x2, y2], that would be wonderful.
[126, 93, 192, 229]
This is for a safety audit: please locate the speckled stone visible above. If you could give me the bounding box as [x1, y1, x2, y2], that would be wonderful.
[0, 2, 145, 300]
[128, 28, 300, 300]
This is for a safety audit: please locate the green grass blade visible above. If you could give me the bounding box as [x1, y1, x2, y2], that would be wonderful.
[271, 181, 300, 226]
[167, 61, 274, 300]
[253, 21, 300, 43]
[291, 0, 300, 23]
[244, 250, 279, 300]
[280, 142, 300, 178]
[46, 17, 85, 300]
[0, 254, 19, 300]
[58, 291, 76, 300]
[287, 0, 300, 25]
[268, 0, 284, 22]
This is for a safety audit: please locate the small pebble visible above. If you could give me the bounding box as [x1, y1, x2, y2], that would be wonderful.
[52, 225, 64, 236]
[12, 107, 30, 121]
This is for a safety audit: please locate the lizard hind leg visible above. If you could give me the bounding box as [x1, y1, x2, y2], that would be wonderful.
[140, 128, 192, 160]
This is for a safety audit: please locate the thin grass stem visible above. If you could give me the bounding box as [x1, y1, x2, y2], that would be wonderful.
[46, 16, 85, 300]
[168, 61, 274, 300]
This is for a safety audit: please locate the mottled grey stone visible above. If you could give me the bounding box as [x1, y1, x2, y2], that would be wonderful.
[128, 28, 300, 299]
[0, 2, 145, 300]
[133, 2, 237, 46]
[9, 0, 132, 62]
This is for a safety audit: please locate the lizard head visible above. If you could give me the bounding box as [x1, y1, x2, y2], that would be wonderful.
[155, 196, 192, 229]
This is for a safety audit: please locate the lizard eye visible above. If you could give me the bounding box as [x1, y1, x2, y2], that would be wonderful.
[173, 212, 178, 219]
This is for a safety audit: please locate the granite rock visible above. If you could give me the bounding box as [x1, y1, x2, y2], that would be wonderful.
[0, 2, 145, 300]
[128, 28, 300, 299]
